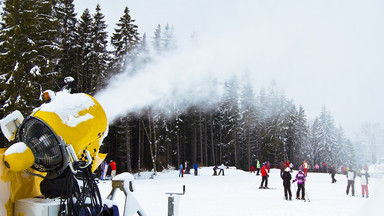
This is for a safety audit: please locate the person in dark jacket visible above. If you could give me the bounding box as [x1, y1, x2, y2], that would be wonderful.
[293, 169, 306, 200]
[329, 165, 337, 183]
[259, 163, 269, 189]
[213, 165, 218, 176]
[193, 163, 198, 176]
[282, 167, 292, 200]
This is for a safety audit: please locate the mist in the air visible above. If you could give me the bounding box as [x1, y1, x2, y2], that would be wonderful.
[94, 37, 254, 123]
[85, 0, 384, 139]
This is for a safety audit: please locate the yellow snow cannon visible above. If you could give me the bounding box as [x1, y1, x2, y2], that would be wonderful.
[2, 91, 109, 177]
[0, 91, 108, 215]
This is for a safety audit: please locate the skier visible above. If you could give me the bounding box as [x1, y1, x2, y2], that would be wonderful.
[359, 169, 370, 198]
[282, 167, 292, 200]
[329, 165, 337, 183]
[185, 160, 190, 174]
[342, 165, 347, 174]
[193, 162, 198, 176]
[256, 160, 261, 175]
[267, 161, 271, 173]
[293, 168, 306, 200]
[251, 165, 255, 173]
[100, 160, 108, 180]
[109, 160, 117, 179]
[303, 160, 308, 176]
[322, 163, 328, 173]
[179, 163, 184, 177]
[346, 167, 356, 196]
[285, 160, 290, 168]
[315, 164, 319, 172]
[213, 165, 218, 176]
[218, 164, 226, 176]
[259, 163, 269, 189]
[289, 163, 294, 172]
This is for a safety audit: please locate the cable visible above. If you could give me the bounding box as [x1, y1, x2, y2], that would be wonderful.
[59, 163, 103, 216]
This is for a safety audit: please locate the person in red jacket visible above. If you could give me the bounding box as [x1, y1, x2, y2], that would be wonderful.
[251, 165, 255, 173]
[259, 163, 269, 189]
[109, 160, 117, 179]
[285, 160, 290, 169]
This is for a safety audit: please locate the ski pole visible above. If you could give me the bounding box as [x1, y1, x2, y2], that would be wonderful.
[305, 189, 311, 202]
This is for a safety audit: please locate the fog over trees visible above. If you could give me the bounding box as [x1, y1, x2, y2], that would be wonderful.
[1, 0, 376, 175]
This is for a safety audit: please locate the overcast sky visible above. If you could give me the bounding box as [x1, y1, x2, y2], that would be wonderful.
[74, 0, 384, 140]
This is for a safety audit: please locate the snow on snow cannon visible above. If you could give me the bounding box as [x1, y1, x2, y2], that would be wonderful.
[0, 90, 109, 215]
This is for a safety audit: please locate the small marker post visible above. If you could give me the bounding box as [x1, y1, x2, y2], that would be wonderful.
[166, 185, 186, 216]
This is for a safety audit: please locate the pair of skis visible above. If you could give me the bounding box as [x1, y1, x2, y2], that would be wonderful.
[284, 197, 310, 202]
[259, 186, 277, 190]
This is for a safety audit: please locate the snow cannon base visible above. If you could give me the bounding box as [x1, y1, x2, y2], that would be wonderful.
[14, 198, 61, 216]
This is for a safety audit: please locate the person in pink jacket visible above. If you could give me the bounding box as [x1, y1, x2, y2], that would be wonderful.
[293, 169, 306, 200]
[359, 169, 370, 198]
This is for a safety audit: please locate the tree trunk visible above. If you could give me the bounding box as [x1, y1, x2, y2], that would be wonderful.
[177, 133, 180, 168]
[138, 118, 141, 171]
[125, 119, 132, 173]
[142, 110, 157, 173]
[199, 111, 203, 164]
[247, 130, 251, 171]
[204, 112, 208, 165]
[234, 121, 238, 168]
[210, 113, 215, 166]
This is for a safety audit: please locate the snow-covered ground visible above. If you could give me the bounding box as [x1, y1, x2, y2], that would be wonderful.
[98, 167, 383, 216]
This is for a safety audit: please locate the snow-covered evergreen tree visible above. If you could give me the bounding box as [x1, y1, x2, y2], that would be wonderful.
[0, 0, 57, 116]
[238, 78, 258, 170]
[152, 24, 161, 54]
[294, 106, 309, 165]
[217, 77, 240, 167]
[89, 4, 109, 93]
[309, 106, 339, 168]
[162, 23, 176, 52]
[74, 8, 93, 93]
[55, 0, 78, 87]
[109, 6, 140, 76]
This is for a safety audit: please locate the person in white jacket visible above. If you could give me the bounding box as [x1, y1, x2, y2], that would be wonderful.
[218, 164, 226, 176]
[359, 169, 370, 198]
[346, 168, 356, 196]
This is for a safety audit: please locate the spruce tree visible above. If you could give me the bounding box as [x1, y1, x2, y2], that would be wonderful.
[34, 0, 60, 90]
[152, 24, 161, 54]
[107, 6, 140, 172]
[110, 6, 140, 76]
[75, 8, 93, 93]
[238, 79, 258, 170]
[0, 0, 49, 116]
[90, 4, 109, 94]
[55, 0, 78, 87]
[217, 77, 240, 167]
[162, 23, 176, 52]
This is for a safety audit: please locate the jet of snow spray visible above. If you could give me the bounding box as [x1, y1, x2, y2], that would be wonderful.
[95, 39, 250, 123]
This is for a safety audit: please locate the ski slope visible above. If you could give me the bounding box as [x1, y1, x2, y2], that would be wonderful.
[98, 167, 383, 216]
